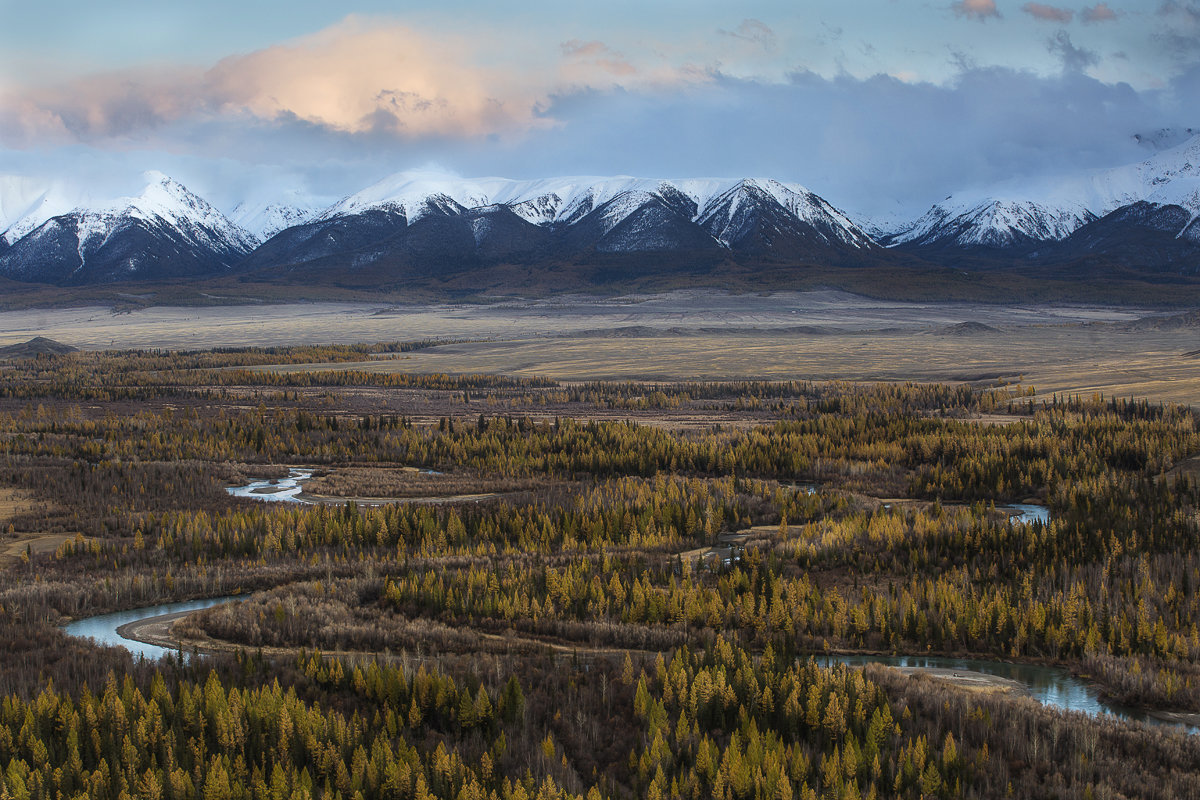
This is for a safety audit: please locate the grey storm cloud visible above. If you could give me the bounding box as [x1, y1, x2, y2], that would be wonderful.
[492, 65, 1179, 217]
[1047, 31, 1101, 71]
[1156, 2, 1200, 59]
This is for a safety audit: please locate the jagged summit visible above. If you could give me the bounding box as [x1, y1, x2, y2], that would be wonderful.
[888, 134, 1200, 252]
[232, 172, 881, 278]
[890, 198, 1096, 251]
[4, 143, 1200, 288]
[318, 172, 864, 229]
[0, 172, 256, 285]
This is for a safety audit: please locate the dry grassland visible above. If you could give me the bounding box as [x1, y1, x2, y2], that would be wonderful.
[0, 488, 82, 567]
[1, 293, 1196, 405]
[259, 326, 1200, 407]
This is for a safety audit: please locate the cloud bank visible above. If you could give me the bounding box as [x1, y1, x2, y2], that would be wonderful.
[1, 9, 1197, 220]
[0, 19, 567, 144]
[2, 16, 710, 149]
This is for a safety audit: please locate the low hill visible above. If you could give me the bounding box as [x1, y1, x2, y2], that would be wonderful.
[0, 337, 79, 358]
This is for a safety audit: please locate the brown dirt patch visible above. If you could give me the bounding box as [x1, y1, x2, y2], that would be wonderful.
[0, 488, 84, 566]
[0, 533, 82, 566]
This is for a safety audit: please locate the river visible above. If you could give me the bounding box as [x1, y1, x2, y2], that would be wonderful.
[225, 469, 314, 503]
[229, 475, 1052, 528]
[1003, 503, 1051, 525]
[816, 653, 1197, 735]
[62, 597, 237, 660]
[226, 467, 447, 505]
[61, 596, 1195, 735]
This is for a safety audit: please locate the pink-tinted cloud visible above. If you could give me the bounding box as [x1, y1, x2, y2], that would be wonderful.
[952, 0, 1001, 20]
[0, 18, 710, 148]
[0, 18, 582, 146]
[1023, 3, 1075, 22]
[1081, 3, 1118, 22]
[201, 19, 549, 137]
[0, 66, 203, 143]
[560, 40, 637, 77]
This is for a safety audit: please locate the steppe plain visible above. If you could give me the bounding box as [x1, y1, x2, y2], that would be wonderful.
[1, 289, 1196, 405]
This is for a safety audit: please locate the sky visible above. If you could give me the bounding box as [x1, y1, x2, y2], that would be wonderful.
[1, 0, 1198, 219]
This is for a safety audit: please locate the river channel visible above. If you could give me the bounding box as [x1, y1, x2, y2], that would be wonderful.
[62, 596, 1195, 735]
[816, 654, 1196, 735]
[226, 469, 314, 503]
[63, 597, 238, 660]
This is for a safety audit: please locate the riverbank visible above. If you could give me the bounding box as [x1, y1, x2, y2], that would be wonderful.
[293, 491, 504, 506]
[94, 598, 1199, 735]
[227, 468, 511, 507]
[888, 666, 1027, 695]
[114, 605, 1029, 700]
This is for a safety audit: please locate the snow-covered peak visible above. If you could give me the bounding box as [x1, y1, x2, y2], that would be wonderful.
[889, 134, 1200, 246]
[315, 172, 873, 247]
[230, 202, 319, 240]
[745, 178, 872, 248]
[319, 172, 681, 226]
[594, 190, 662, 235]
[227, 183, 330, 240]
[320, 170, 494, 223]
[696, 178, 875, 249]
[0, 177, 95, 245]
[2, 172, 257, 251]
[1133, 127, 1200, 152]
[1130, 134, 1200, 212]
[0, 172, 261, 283]
[110, 172, 258, 252]
[893, 197, 1096, 248]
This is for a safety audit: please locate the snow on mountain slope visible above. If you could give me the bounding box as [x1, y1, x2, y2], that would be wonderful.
[894, 198, 1097, 249]
[224, 180, 332, 240]
[129, 172, 258, 253]
[698, 179, 875, 250]
[0, 177, 95, 245]
[890, 134, 1200, 248]
[316, 172, 872, 249]
[0, 172, 257, 284]
[2, 172, 256, 252]
[320, 173, 675, 226]
[229, 203, 317, 240]
[320, 171, 494, 223]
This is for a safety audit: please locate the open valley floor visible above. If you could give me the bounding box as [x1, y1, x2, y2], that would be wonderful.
[1, 297, 1200, 799]
[2, 291, 1199, 405]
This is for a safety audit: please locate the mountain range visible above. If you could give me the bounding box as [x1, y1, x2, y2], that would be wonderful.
[3, 135, 1200, 290]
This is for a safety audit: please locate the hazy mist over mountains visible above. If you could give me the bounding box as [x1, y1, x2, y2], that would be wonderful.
[2, 133, 1200, 289]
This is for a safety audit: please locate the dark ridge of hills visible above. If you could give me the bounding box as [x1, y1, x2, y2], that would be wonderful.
[933, 321, 1002, 336]
[1040, 203, 1200, 273]
[1119, 309, 1200, 331]
[0, 337, 78, 358]
[562, 324, 838, 339]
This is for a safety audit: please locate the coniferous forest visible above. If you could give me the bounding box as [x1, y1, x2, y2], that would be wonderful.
[1, 344, 1199, 799]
